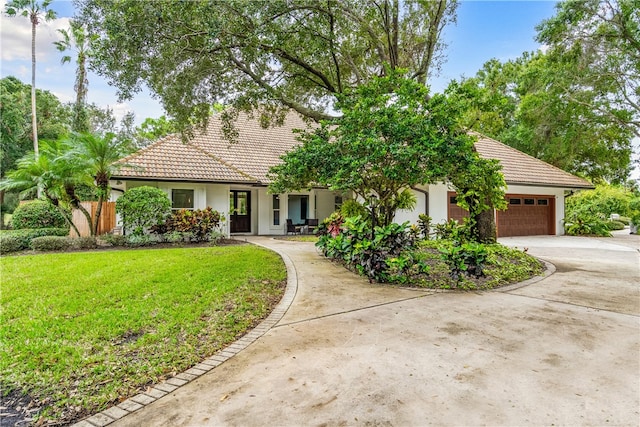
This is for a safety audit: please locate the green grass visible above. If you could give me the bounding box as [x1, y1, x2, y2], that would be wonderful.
[0, 245, 286, 423]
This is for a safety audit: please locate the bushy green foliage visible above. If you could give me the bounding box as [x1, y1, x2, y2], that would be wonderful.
[31, 236, 72, 251]
[99, 233, 127, 247]
[316, 211, 345, 237]
[71, 236, 98, 250]
[125, 234, 155, 247]
[0, 228, 70, 254]
[439, 242, 488, 281]
[151, 207, 224, 242]
[629, 198, 640, 226]
[417, 214, 432, 238]
[566, 186, 631, 218]
[563, 211, 612, 237]
[316, 216, 424, 282]
[11, 200, 68, 230]
[340, 199, 367, 220]
[116, 186, 171, 236]
[605, 220, 626, 231]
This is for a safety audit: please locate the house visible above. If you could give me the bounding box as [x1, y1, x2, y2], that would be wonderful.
[110, 112, 593, 237]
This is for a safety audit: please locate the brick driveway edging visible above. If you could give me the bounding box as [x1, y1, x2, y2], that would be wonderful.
[73, 240, 298, 427]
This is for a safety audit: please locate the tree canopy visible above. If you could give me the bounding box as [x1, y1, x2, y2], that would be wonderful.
[77, 0, 457, 130]
[449, 50, 634, 184]
[269, 72, 505, 235]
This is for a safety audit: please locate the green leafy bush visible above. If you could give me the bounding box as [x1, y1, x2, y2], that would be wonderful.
[417, 214, 432, 238]
[11, 200, 68, 230]
[99, 234, 127, 247]
[316, 216, 422, 282]
[31, 236, 72, 251]
[629, 198, 640, 227]
[316, 211, 345, 237]
[116, 186, 171, 236]
[71, 236, 98, 250]
[0, 228, 70, 254]
[439, 242, 488, 281]
[125, 234, 155, 247]
[152, 208, 223, 242]
[566, 185, 631, 219]
[618, 216, 631, 225]
[605, 220, 625, 231]
[563, 211, 611, 237]
[340, 199, 368, 220]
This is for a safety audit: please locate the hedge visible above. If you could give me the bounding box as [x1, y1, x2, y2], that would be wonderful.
[11, 200, 68, 229]
[0, 228, 70, 254]
[31, 236, 73, 251]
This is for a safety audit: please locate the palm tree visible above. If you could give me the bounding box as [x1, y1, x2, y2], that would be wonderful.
[54, 20, 93, 133]
[0, 139, 88, 237]
[4, 0, 57, 166]
[70, 133, 128, 235]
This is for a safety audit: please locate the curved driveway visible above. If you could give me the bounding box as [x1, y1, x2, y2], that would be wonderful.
[105, 233, 639, 426]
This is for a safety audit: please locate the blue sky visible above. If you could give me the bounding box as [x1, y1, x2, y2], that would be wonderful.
[1, 0, 557, 124]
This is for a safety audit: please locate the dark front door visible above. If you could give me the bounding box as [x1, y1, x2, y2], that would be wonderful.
[230, 190, 251, 233]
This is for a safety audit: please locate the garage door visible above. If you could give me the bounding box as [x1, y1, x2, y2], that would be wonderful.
[447, 193, 555, 237]
[496, 195, 555, 237]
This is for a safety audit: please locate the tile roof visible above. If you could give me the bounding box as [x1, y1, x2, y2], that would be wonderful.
[472, 132, 593, 189]
[113, 112, 593, 189]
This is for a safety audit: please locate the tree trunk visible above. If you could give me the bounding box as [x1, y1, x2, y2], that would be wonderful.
[476, 208, 496, 243]
[93, 196, 104, 236]
[30, 15, 41, 198]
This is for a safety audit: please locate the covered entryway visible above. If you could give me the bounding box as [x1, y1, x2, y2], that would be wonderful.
[447, 192, 555, 237]
[230, 190, 251, 233]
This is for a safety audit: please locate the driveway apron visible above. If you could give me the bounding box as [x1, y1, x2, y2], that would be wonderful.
[103, 234, 639, 427]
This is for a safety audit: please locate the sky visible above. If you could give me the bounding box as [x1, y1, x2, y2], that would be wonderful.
[1, 0, 559, 125]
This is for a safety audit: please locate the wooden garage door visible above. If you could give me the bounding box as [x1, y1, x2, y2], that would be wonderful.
[448, 192, 555, 237]
[496, 195, 555, 237]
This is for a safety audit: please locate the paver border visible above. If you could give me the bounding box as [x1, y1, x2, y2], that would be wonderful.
[73, 241, 298, 427]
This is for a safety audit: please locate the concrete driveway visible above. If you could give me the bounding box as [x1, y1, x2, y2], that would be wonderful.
[96, 233, 638, 427]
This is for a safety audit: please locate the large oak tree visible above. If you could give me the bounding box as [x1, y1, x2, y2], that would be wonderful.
[76, 0, 457, 129]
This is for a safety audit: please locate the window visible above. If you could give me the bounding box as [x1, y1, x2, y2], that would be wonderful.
[538, 199, 548, 206]
[524, 198, 535, 205]
[450, 196, 457, 204]
[172, 189, 194, 209]
[273, 195, 280, 226]
[334, 195, 343, 211]
[509, 198, 521, 205]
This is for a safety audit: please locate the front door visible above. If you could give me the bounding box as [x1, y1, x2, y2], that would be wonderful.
[230, 190, 251, 233]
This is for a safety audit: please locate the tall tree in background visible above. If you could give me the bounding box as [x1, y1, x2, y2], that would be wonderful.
[77, 0, 457, 131]
[4, 0, 57, 163]
[449, 50, 634, 184]
[54, 20, 94, 133]
[536, 0, 639, 139]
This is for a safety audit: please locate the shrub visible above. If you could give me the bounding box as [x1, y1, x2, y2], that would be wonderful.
[168, 208, 222, 242]
[629, 198, 640, 227]
[71, 236, 98, 250]
[440, 242, 488, 281]
[605, 220, 625, 231]
[116, 186, 171, 236]
[316, 211, 344, 237]
[316, 216, 421, 282]
[31, 236, 72, 251]
[563, 211, 611, 237]
[100, 234, 127, 247]
[11, 200, 68, 230]
[566, 185, 632, 220]
[0, 228, 70, 254]
[125, 234, 155, 247]
[417, 214, 432, 238]
[340, 199, 368, 220]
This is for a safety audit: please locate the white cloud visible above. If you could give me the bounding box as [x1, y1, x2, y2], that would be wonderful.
[1, 7, 70, 62]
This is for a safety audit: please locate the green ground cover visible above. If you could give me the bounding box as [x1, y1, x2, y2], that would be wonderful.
[0, 245, 286, 424]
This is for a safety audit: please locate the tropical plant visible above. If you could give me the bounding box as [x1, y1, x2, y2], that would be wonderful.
[115, 186, 171, 236]
[154, 208, 224, 242]
[54, 19, 95, 133]
[4, 0, 57, 166]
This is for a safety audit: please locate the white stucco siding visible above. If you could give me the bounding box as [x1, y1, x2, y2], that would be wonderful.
[394, 188, 428, 225]
[427, 183, 452, 226]
[316, 190, 339, 221]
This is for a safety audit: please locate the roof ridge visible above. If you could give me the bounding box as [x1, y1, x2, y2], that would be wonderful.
[185, 141, 259, 183]
[471, 131, 592, 187]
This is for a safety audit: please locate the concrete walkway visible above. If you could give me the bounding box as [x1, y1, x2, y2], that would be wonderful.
[81, 233, 639, 427]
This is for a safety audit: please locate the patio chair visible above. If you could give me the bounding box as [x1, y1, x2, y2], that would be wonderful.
[306, 218, 319, 235]
[286, 219, 299, 235]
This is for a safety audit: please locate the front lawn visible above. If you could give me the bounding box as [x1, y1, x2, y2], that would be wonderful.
[0, 245, 286, 424]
